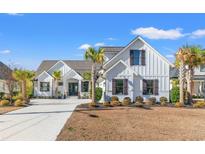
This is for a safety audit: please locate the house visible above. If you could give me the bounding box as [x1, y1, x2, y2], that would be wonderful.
[35, 36, 174, 101]
[0, 61, 12, 94]
[170, 65, 205, 98]
[34, 60, 95, 98]
[99, 36, 174, 102]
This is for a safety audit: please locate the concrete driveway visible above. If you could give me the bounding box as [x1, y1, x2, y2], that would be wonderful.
[0, 98, 89, 141]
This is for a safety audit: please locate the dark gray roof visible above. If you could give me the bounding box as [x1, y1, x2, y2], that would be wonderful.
[101, 46, 124, 53]
[0, 61, 12, 80]
[36, 60, 97, 77]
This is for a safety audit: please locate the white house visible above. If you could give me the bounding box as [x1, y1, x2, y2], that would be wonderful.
[34, 60, 94, 98]
[100, 36, 174, 102]
[170, 65, 205, 98]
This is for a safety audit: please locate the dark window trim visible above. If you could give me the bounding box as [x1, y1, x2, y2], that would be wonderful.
[81, 81, 89, 92]
[130, 49, 146, 66]
[112, 79, 128, 95]
[143, 79, 158, 95]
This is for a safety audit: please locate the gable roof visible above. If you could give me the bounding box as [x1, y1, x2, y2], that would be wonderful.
[0, 61, 12, 80]
[103, 36, 174, 68]
[101, 46, 124, 53]
[36, 60, 95, 77]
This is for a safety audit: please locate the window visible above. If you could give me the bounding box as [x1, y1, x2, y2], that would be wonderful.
[58, 82, 63, 86]
[112, 79, 128, 95]
[143, 79, 158, 95]
[81, 81, 89, 92]
[200, 64, 205, 72]
[40, 82, 50, 92]
[130, 50, 145, 65]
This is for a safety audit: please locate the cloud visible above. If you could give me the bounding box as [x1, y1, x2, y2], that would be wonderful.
[7, 13, 23, 16]
[107, 37, 116, 41]
[78, 44, 91, 50]
[0, 49, 11, 54]
[166, 54, 175, 58]
[94, 42, 105, 47]
[190, 29, 205, 38]
[131, 27, 185, 40]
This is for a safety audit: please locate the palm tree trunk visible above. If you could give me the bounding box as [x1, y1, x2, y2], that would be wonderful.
[91, 64, 96, 103]
[22, 80, 27, 102]
[179, 62, 185, 104]
[55, 80, 58, 98]
[187, 69, 194, 104]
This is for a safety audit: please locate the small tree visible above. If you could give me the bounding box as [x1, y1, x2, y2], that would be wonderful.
[84, 47, 104, 104]
[52, 71, 61, 98]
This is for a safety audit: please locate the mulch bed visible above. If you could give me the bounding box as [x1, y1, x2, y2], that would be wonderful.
[0, 106, 23, 115]
[57, 104, 205, 141]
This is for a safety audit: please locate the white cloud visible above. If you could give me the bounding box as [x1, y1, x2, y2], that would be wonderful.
[94, 42, 105, 47]
[190, 29, 205, 38]
[107, 37, 116, 41]
[131, 27, 184, 40]
[7, 13, 23, 16]
[78, 44, 91, 50]
[0, 49, 11, 54]
[166, 54, 174, 58]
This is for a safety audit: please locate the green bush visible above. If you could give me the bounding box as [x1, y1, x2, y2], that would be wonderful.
[111, 96, 119, 101]
[122, 97, 131, 106]
[0, 100, 10, 106]
[135, 96, 144, 103]
[96, 87, 103, 102]
[170, 87, 179, 103]
[0, 92, 5, 99]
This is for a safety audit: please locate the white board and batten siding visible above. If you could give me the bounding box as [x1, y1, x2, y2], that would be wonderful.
[104, 37, 171, 102]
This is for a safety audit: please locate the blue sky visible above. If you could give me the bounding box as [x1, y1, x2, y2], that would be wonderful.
[0, 13, 205, 70]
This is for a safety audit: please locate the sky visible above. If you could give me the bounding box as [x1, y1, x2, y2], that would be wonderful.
[0, 13, 205, 70]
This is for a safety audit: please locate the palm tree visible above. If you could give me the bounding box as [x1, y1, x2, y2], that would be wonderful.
[85, 47, 104, 104]
[52, 71, 61, 98]
[176, 48, 187, 104]
[184, 45, 203, 104]
[13, 70, 34, 102]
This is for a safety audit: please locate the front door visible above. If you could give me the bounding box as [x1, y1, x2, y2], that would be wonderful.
[68, 82, 78, 96]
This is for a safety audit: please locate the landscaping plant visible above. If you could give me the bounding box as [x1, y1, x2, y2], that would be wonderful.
[0, 100, 10, 106]
[96, 87, 103, 102]
[160, 96, 168, 106]
[122, 97, 131, 106]
[170, 86, 180, 103]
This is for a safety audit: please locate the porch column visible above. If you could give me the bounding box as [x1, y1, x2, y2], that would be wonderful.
[78, 80, 81, 98]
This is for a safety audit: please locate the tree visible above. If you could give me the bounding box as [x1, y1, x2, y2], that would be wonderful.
[13, 69, 35, 102]
[85, 47, 104, 104]
[175, 48, 187, 105]
[1, 63, 16, 104]
[184, 45, 203, 104]
[52, 70, 61, 98]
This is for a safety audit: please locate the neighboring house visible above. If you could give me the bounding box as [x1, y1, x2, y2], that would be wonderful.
[170, 65, 205, 98]
[34, 60, 94, 98]
[0, 61, 12, 94]
[99, 36, 174, 102]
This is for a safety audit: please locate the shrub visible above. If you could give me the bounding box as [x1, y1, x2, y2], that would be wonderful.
[160, 97, 168, 103]
[0, 100, 10, 106]
[148, 97, 156, 105]
[89, 102, 99, 108]
[175, 102, 184, 108]
[14, 99, 25, 107]
[135, 96, 144, 103]
[110, 100, 121, 106]
[170, 87, 179, 103]
[103, 102, 110, 107]
[122, 97, 131, 106]
[96, 87, 103, 102]
[111, 96, 119, 101]
[0, 92, 5, 99]
[193, 101, 205, 108]
[2, 94, 10, 100]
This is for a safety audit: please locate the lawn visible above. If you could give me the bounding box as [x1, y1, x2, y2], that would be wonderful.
[0, 106, 22, 115]
[57, 106, 205, 141]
